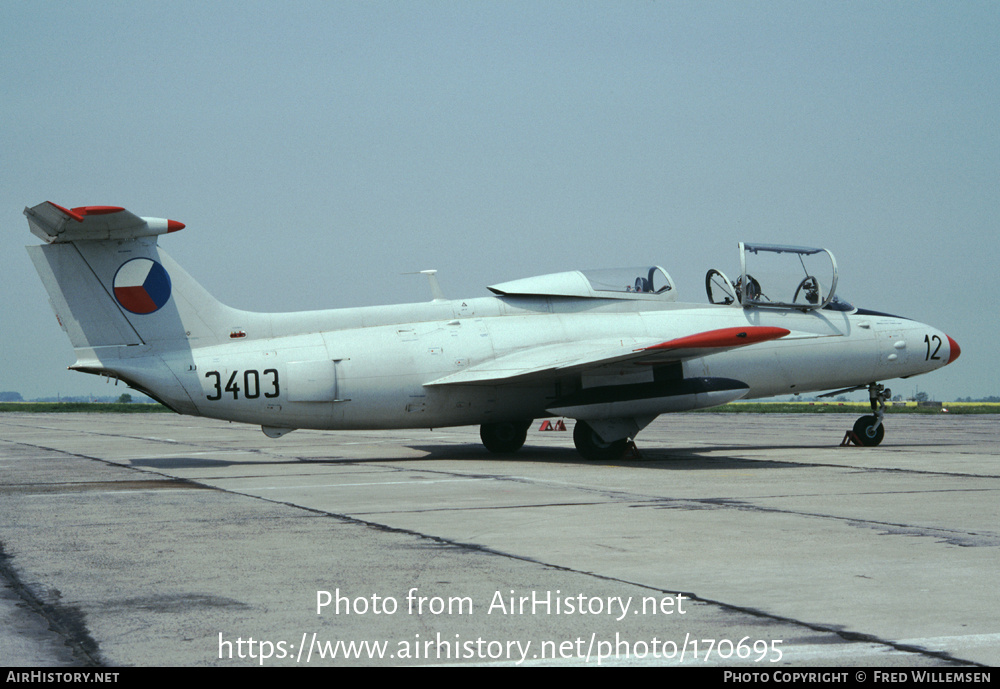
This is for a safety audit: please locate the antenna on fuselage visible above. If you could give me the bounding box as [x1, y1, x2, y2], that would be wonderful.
[404, 269, 447, 302]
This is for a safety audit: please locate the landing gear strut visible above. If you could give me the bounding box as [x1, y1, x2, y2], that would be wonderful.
[851, 383, 890, 447]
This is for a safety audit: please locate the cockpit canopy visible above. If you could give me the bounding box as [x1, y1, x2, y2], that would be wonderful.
[707, 243, 845, 311]
[489, 266, 677, 301]
[486, 244, 850, 312]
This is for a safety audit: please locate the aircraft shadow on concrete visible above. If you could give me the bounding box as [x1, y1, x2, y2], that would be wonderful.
[129, 457, 320, 469]
[400, 443, 804, 470]
[128, 443, 829, 470]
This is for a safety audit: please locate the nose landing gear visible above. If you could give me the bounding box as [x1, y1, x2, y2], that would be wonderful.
[844, 383, 890, 446]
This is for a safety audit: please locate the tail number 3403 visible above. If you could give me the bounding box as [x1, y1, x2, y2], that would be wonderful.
[205, 369, 279, 400]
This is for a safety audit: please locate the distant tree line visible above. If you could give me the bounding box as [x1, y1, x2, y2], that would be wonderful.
[1, 391, 146, 403]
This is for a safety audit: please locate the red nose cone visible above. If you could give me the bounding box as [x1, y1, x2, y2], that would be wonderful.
[947, 335, 961, 364]
[167, 219, 185, 232]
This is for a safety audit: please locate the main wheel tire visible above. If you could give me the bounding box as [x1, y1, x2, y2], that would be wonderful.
[853, 415, 885, 447]
[480, 421, 529, 454]
[573, 420, 628, 461]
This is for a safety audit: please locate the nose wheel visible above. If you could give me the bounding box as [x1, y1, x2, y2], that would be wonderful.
[847, 383, 890, 446]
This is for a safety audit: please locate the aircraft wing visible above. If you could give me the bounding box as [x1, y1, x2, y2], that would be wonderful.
[426, 326, 790, 386]
[24, 201, 184, 243]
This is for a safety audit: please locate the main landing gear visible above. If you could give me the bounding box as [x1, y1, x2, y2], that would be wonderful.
[480, 420, 532, 454]
[848, 383, 890, 447]
[573, 420, 629, 461]
[480, 419, 633, 460]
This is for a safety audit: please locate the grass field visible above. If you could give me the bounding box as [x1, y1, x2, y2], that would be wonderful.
[0, 402, 171, 413]
[693, 401, 1000, 414]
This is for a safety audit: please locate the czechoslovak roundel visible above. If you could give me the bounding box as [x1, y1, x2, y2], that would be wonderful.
[113, 258, 171, 314]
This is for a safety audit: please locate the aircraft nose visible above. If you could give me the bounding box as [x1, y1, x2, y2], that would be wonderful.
[947, 335, 961, 364]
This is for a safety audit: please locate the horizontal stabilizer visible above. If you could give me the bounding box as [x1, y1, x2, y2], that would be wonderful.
[24, 201, 184, 244]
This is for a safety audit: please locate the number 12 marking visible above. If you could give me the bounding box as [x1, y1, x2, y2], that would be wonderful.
[924, 334, 942, 361]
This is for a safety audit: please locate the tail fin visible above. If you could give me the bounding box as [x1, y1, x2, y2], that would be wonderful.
[25, 202, 244, 350]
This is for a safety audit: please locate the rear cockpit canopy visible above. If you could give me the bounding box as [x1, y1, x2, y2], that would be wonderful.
[489, 266, 677, 301]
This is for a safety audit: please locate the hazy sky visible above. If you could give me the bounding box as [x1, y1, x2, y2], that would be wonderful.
[2, 1, 997, 401]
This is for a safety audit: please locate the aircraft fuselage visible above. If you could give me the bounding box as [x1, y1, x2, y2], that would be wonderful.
[77, 294, 952, 433]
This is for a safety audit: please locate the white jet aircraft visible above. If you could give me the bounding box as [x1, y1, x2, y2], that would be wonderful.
[24, 201, 960, 460]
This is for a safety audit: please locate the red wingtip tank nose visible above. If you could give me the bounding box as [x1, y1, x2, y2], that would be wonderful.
[947, 335, 961, 364]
